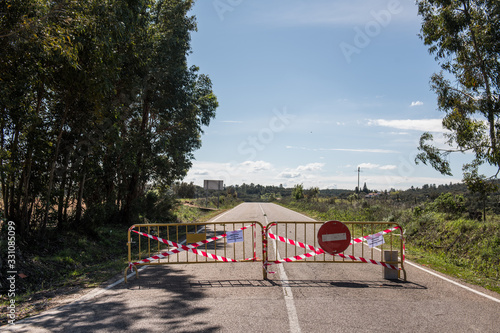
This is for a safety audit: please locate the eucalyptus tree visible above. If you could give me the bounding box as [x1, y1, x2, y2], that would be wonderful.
[0, 0, 83, 237]
[118, 0, 217, 223]
[1, 0, 217, 238]
[415, 1, 500, 195]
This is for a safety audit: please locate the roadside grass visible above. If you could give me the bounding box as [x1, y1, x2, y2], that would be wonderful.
[0, 224, 129, 325]
[405, 246, 500, 294]
[0, 200, 239, 325]
[278, 198, 500, 295]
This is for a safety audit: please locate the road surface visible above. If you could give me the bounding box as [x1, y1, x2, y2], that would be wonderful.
[5, 203, 500, 332]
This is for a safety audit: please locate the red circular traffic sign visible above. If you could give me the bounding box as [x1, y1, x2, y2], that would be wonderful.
[317, 221, 351, 255]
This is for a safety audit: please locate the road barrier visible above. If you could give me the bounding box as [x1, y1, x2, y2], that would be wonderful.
[265, 221, 406, 281]
[125, 221, 406, 282]
[124, 221, 266, 282]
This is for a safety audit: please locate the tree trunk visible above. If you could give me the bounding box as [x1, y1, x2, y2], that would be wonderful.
[57, 161, 68, 230]
[40, 104, 69, 235]
[74, 170, 86, 225]
[0, 106, 6, 218]
[121, 98, 149, 225]
[63, 175, 73, 223]
[8, 125, 20, 223]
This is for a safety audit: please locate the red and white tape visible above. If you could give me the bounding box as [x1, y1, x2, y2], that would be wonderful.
[350, 226, 401, 245]
[269, 225, 400, 247]
[262, 223, 276, 274]
[130, 223, 255, 267]
[267, 227, 402, 271]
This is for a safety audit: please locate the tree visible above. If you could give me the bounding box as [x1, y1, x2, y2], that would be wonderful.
[415, 1, 500, 195]
[174, 182, 196, 199]
[292, 184, 304, 200]
[306, 186, 319, 201]
[431, 192, 466, 215]
[0, 0, 217, 240]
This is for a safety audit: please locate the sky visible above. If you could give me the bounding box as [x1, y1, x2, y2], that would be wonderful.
[183, 0, 493, 191]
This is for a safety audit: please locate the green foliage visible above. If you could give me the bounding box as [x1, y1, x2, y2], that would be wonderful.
[306, 186, 320, 201]
[0, 223, 129, 300]
[0, 0, 218, 240]
[261, 192, 277, 202]
[139, 190, 177, 223]
[430, 193, 466, 216]
[192, 194, 242, 210]
[292, 184, 304, 200]
[173, 182, 196, 199]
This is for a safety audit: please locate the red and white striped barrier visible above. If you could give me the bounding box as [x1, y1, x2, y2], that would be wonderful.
[268, 226, 400, 249]
[350, 226, 401, 245]
[267, 227, 402, 271]
[130, 223, 256, 267]
[263, 223, 276, 275]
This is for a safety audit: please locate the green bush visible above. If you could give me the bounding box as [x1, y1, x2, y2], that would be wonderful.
[429, 193, 466, 216]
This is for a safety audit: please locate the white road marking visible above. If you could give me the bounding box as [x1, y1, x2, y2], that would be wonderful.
[288, 208, 315, 222]
[370, 244, 500, 303]
[259, 203, 302, 333]
[79, 265, 148, 301]
[209, 203, 243, 222]
[404, 259, 500, 304]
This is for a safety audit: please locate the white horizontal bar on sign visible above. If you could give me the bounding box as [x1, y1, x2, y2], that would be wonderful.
[322, 233, 347, 242]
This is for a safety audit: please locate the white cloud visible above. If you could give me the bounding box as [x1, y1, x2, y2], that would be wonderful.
[278, 171, 301, 179]
[183, 160, 462, 191]
[221, 120, 243, 124]
[286, 145, 398, 154]
[357, 163, 396, 170]
[277, 162, 325, 181]
[388, 131, 410, 135]
[358, 163, 380, 169]
[379, 165, 397, 170]
[297, 163, 325, 172]
[410, 101, 424, 107]
[183, 161, 276, 186]
[367, 119, 446, 133]
[241, 160, 273, 173]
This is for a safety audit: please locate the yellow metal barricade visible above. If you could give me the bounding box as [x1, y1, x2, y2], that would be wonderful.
[124, 220, 407, 282]
[124, 221, 266, 282]
[266, 221, 406, 281]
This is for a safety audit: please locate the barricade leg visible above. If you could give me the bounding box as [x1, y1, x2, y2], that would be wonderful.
[383, 250, 399, 280]
[124, 265, 138, 283]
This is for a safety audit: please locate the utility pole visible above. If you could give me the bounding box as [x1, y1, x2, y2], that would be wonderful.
[357, 167, 360, 193]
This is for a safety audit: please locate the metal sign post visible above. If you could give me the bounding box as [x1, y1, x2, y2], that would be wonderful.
[203, 180, 224, 208]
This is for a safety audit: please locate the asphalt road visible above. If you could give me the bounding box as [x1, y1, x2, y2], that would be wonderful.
[5, 203, 500, 332]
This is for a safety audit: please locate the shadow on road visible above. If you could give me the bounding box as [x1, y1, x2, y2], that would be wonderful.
[10, 266, 221, 333]
[129, 277, 426, 290]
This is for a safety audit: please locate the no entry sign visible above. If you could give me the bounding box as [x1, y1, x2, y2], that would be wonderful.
[317, 221, 351, 255]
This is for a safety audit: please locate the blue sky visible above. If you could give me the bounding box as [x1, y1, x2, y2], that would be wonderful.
[183, 0, 490, 191]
